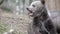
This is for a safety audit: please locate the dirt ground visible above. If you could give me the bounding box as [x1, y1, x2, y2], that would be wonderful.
[0, 9, 31, 34]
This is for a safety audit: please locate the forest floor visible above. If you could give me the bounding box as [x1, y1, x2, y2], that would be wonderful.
[0, 9, 31, 34]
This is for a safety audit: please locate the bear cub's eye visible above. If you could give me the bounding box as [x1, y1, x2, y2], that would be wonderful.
[32, 5, 35, 7]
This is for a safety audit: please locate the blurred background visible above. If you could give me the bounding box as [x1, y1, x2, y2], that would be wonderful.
[0, 0, 60, 34]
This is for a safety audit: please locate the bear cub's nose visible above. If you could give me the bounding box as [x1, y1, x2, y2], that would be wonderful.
[26, 8, 29, 10]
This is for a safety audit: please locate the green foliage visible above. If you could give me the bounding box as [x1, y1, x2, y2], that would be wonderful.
[0, 7, 12, 13]
[0, 23, 9, 34]
[12, 30, 24, 34]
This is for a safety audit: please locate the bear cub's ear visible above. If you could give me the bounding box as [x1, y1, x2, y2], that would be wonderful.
[41, 0, 45, 5]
